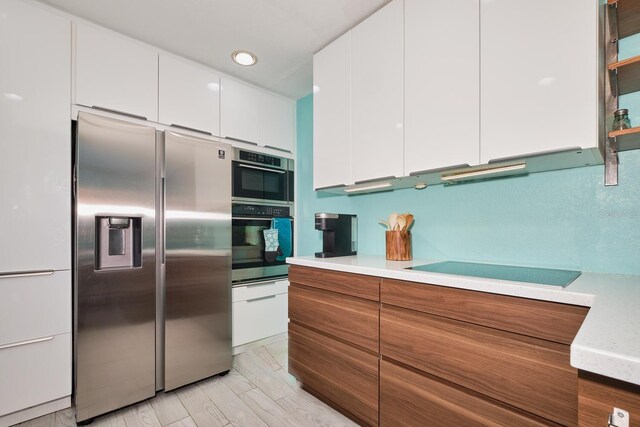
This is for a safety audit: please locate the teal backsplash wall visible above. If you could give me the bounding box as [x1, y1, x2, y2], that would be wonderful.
[296, 38, 640, 275]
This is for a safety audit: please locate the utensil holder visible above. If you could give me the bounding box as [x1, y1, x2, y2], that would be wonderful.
[385, 231, 412, 261]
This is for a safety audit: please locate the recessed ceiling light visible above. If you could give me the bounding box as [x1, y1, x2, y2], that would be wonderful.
[231, 50, 257, 66]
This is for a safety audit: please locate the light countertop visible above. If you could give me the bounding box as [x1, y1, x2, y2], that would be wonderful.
[287, 255, 640, 386]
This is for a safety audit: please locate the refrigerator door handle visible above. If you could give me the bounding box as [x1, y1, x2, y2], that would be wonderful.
[162, 177, 166, 265]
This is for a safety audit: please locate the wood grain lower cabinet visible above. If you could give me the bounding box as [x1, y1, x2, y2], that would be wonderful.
[380, 359, 555, 427]
[579, 371, 640, 426]
[289, 284, 379, 352]
[381, 305, 577, 426]
[288, 265, 380, 301]
[288, 323, 378, 426]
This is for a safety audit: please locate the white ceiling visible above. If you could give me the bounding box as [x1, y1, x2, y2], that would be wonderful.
[37, 0, 391, 100]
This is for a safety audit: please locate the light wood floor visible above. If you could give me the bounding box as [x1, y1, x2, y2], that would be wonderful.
[14, 334, 358, 427]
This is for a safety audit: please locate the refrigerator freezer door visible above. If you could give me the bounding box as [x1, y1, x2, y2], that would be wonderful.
[164, 131, 232, 390]
[75, 112, 156, 422]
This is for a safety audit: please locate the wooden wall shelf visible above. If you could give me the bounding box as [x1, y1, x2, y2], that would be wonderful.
[609, 0, 640, 39]
[609, 55, 640, 96]
[608, 126, 640, 152]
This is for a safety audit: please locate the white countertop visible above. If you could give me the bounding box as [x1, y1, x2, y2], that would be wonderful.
[287, 255, 640, 386]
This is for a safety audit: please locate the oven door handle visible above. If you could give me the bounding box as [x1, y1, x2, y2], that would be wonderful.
[238, 164, 286, 174]
[232, 216, 293, 221]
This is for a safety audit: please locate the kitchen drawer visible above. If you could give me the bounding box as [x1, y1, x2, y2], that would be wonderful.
[0, 270, 71, 346]
[380, 359, 553, 427]
[232, 293, 287, 347]
[232, 280, 288, 303]
[380, 305, 577, 426]
[289, 284, 379, 353]
[289, 265, 379, 301]
[381, 278, 588, 345]
[0, 333, 71, 416]
[289, 322, 378, 426]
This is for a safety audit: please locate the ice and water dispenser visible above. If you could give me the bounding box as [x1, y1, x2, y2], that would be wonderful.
[96, 216, 142, 269]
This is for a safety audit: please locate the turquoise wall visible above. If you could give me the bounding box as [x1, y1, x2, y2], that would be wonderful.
[296, 36, 640, 275]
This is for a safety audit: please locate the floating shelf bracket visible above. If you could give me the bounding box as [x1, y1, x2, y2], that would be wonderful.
[608, 2, 619, 43]
[605, 137, 619, 186]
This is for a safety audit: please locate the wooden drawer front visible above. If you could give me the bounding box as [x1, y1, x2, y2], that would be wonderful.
[0, 333, 71, 416]
[289, 284, 379, 352]
[232, 293, 288, 347]
[380, 360, 554, 427]
[289, 323, 378, 426]
[382, 278, 588, 345]
[232, 280, 288, 303]
[380, 306, 577, 426]
[579, 371, 640, 426]
[0, 270, 71, 346]
[289, 265, 380, 301]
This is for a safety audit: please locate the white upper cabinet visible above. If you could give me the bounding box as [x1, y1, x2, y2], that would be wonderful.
[260, 93, 295, 153]
[221, 77, 295, 152]
[159, 54, 220, 135]
[0, 0, 71, 272]
[76, 23, 158, 121]
[480, 0, 599, 163]
[220, 78, 261, 144]
[350, 0, 404, 183]
[313, 32, 352, 189]
[404, 0, 480, 175]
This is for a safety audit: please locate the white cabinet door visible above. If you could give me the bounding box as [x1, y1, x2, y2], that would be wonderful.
[480, 0, 598, 163]
[232, 293, 288, 347]
[313, 31, 352, 189]
[0, 333, 71, 416]
[260, 93, 294, 153]
[159, 54, 220, 135]
[0, 0, 70, 272]
[404, 0, 480, 175]
[0, 271, 71, 346]
[76, 23, 158, 121]
[220, 78, 261, 144]
[351, 0, 404, 183]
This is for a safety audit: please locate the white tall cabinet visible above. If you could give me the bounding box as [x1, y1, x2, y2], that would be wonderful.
[480, 0, 599, 163]
[404, 0, 480, 174]
[0, 0, 71, 421]
[313, 32, 352, 190]
[75, 23, 159, 121]
[159, 54, 221, 135]
[350, 0, 404, 183]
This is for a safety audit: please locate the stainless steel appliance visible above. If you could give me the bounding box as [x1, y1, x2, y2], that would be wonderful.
[315, 213, 358, 258]
[74, 113, 231, 423]
[232, 148, 293, 204]
[232, 203, 292, 284]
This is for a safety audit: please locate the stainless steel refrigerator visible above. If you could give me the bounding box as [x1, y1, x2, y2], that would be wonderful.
[74, 112, 231, 423]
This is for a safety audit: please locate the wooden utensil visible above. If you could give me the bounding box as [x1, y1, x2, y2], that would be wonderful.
[388, 213, 398, 231]
[404, 213, 414, 230]
[396, 215, 407, 231]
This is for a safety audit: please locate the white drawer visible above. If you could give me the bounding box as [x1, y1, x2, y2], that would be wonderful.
[0, 332, 71, 416]
[232, 280, 288, 303]
[232, 293, 288, 347]
[0, 270, 71, 346]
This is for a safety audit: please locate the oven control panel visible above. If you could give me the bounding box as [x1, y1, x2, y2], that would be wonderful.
[232, 203, 291, 217]
[238, 150, 282, 167]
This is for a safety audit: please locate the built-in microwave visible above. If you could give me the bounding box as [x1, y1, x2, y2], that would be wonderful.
[232, 148, 294, 204]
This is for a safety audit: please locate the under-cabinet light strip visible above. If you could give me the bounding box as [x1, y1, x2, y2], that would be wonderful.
[441, 163, 526, 181]
[344, 182, 392, 193]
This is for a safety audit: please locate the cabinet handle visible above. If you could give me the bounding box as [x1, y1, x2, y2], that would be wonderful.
[264, 145, 292, 154]
[0, 336, 54, 350]
[246, 295, 276, 303]
[354, 176, 396, 185]
[170, 124, 213, 136]
[238, 164, 286, 174]
[91, 106, 148, 121]
[0, 270, 54, 279]
[225, 136, 259, 146]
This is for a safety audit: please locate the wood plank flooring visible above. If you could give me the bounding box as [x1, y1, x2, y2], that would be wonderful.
[14, 334, 358, 427]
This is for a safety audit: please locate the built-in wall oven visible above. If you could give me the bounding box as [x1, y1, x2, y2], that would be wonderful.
[231, 203, 293, 284]
[232, 148, 294, 204]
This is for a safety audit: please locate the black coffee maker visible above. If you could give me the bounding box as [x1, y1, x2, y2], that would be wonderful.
[315, 213, 358, 258]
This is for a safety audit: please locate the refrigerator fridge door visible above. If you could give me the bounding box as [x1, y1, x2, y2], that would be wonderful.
[74, 112, 156, 423]
[163, 131, 232, 390]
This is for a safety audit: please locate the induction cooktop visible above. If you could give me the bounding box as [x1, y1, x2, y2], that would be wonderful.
[407, 261, 581, 287]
